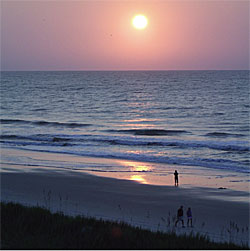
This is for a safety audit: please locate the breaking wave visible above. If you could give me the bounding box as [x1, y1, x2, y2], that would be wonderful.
[205, 132, 245, 138]
[0, 119, 92, 128]
[1, 134, 249, 152]
[105, 129, 189, 136]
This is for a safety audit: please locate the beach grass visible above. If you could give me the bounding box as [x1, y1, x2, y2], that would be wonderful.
[1, 202, 247, 250]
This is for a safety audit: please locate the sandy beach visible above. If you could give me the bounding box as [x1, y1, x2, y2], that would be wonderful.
[1, 154, 249, 246]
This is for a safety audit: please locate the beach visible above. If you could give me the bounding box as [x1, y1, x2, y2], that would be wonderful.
[1, 150, 249, 246]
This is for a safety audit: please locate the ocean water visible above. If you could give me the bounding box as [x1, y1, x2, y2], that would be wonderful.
[0, 71, 249, 177]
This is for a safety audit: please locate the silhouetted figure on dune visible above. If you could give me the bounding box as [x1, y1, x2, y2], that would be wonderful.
[174, 170, 179, 186]
[175, 205, 184, 227]
[187, 207, 193, 227]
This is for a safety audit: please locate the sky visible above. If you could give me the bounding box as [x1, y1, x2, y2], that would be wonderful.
[1, 1, 249, 71]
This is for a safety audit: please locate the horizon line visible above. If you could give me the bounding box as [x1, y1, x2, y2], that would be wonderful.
[1, 69, 249, 72]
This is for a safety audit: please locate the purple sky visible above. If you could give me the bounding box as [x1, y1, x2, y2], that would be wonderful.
[1, 1, 249, 71]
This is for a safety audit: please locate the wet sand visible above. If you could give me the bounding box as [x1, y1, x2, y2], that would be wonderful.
[1, 148, 249, 193]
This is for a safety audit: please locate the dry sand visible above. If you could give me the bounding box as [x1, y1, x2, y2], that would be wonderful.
[1, 168, 249, 246]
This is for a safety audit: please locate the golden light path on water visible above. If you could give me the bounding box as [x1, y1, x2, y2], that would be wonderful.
[130, 175, 147, 184]
[118, 160, 153, 184]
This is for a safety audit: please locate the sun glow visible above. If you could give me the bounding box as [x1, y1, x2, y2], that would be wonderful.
[130, 175, 147, 184]
[132, 14, 148, 30]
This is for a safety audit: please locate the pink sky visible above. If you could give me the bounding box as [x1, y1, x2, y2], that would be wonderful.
[1, 1, 249, 71]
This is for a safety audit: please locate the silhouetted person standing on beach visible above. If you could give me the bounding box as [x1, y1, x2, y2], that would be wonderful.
[174, 170, 179, 186]
[187, 207, 193, 227]
[175, 205, 184, 227]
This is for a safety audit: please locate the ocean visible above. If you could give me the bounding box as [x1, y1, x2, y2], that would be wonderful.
[1, 71, 249, 182]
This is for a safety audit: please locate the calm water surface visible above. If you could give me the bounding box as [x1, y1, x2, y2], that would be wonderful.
[1, 71, 249, 179]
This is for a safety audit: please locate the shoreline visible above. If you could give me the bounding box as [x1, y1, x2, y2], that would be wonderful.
[1, 147, 249, 194]
[1, 167, 249, 245]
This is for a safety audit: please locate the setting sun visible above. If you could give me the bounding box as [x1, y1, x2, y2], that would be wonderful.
[132, 14, 148, 29]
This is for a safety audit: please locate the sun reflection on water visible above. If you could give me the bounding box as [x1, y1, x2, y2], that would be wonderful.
[120, 118, 162, 129]
[130, 175, 147, 184]
[119, 160, 152, 172]
[118, 160, 153, 184]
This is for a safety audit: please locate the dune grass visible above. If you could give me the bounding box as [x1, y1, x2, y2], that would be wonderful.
[1, 202, 247, 250]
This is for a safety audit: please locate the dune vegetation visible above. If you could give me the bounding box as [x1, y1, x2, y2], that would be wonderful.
[1, 202, 246, 250]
